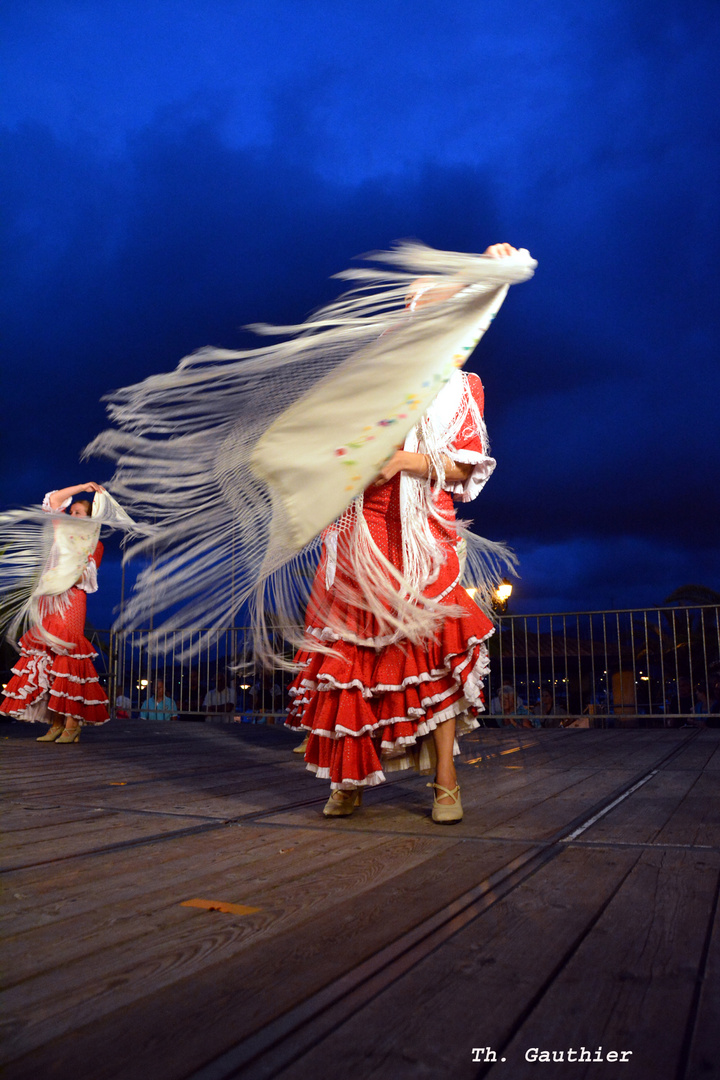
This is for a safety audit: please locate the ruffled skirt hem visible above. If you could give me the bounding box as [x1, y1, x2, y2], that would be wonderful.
[0, 643, 110, 726]
[287, 609, 492, 786]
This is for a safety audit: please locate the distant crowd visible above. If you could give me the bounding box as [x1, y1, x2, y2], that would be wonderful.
[115, 668, 291, 723]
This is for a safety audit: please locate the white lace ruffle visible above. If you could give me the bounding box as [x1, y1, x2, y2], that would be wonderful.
[77, 559, 98, 594]
[443, 451, 497, 502]
[42, 491, 72, 514]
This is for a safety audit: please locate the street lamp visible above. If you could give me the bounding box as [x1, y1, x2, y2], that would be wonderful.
[493, 578, 513, 614]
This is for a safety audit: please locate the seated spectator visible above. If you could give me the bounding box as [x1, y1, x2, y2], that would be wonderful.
[203, 670, 236, 722]
[115, 689, 133, 719]
[493, 684, 534, 729]
[532, 687, 568, 728]
[139, 678, 178, 722]
[687, 683, 720, 728]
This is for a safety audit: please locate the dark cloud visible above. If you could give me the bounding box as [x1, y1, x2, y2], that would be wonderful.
[2, 0, 719, 615]
[0, 111, 502, 499]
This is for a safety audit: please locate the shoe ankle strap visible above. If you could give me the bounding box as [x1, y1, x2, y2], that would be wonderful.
[427, 782, 460, 798]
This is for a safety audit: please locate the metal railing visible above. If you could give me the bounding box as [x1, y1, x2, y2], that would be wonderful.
[102, 626, 290, 724]
[488, 605, 720, 728]
[94, 604, 720, 729]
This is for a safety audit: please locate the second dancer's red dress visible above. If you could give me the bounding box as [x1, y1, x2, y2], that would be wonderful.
[287, 370, 496, 789]
[0, 507, 110, 726]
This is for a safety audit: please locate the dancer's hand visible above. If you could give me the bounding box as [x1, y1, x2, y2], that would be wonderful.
[409, 244, 519, 311]
[483, 243, 517, 258]
[373, 452, 472, 486]
[373, 450, 414, 485]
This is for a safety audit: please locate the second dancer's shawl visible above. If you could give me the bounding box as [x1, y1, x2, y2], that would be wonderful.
[1, 489, 137, 650]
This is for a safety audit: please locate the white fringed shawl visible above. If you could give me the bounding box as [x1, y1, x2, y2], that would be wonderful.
[0, 490, 138, 650]
[316, 369, 515, 651]
[85, 242, 536, 663]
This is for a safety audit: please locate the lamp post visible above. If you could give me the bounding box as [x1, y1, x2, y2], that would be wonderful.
[465, 579, 513, 614]
[492, 578, 513, 614]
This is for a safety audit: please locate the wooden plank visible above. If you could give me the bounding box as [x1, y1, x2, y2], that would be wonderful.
[19, 771, 318, 820]
[2, 724, 715, 1080]
[1, 826, 424, 983]
[0, 719, 298, 767]
[686, 871, 720, 1079]
[5, 831, 444, 1021]
[0, 839, 531, 1078]
[1, 805, 131, 834]
[284, 847, 719, 1080]
[519, 730, 689, 771]
[0, 810, 215, 870]
[1, 772, 324, 864]
[277, 844, 642, 1080]
[1, 763, 313, 814]
[496, 846, 720, 1080]
[0, 739, 295, 781]
[1, 741, 297, 772]
[578, 768, 708, 847]
[259, 762, 679, 847]
[652, 771, 720, 849]
[657, 732, 719, 772]
[700, 732, 720, 771]
[460, 729, 676, 773]
[480, 768, 644, 840]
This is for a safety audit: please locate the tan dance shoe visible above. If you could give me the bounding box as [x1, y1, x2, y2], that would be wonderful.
[428, 781, 463, 824]
[322, 788, 363, 817]
[36, 724, 65, 742]
[56, 726, 81, 744]
[292, 733, 310, 755]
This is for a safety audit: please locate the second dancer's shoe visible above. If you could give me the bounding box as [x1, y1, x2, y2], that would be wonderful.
[292, 734, 310, 755]
[36, 724, 65, 742]
[56, 726, 81, 744]
[322, 788, 363, 817]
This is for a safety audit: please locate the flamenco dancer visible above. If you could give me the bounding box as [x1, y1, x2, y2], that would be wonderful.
[86, 237, 536, 818]
[288, 244, 516, 822]
[1, 482, 132, 742]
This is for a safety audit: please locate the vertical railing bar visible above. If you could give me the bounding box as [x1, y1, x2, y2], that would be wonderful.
[699, 608, 710, 706]
[656, 609, 667, 726]
[685, 608, 694, 707]
[562, 613, 568, 713]
[671, 609, 682, 721]
[628, 610, 637, 723]
[575, 614, 583, 717]
[641, 609, 652, 719]
[588, 612, 597, 722]
[548, 615, 555, 714]
[522, 615, 530, 714]
[615, 611, 623, 723]
[510, 616, 517, 718]
[602, 612, 610, 728]
[534, 615, 540, 716]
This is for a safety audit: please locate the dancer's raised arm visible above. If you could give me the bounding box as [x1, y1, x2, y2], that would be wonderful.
[47, 482, 104, 511]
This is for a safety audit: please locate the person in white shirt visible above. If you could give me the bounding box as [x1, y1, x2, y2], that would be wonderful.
[203, 670, 236, 722]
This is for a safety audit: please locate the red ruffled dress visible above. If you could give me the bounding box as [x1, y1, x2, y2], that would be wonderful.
[287, 371, 496, 790]
[0, 541, 110, 726]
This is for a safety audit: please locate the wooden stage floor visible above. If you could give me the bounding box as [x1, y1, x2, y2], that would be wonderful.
[2, 719, 719, 1080]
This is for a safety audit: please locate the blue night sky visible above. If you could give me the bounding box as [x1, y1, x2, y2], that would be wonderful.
[1, 0, 719, 624]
